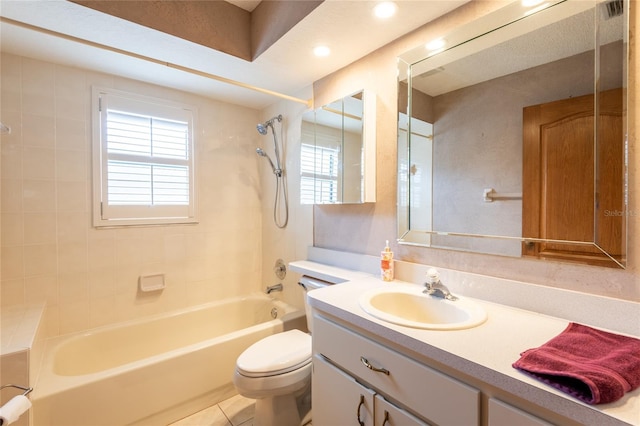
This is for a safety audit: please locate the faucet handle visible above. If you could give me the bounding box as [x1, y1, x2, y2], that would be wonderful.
[426, 268, 440, 284]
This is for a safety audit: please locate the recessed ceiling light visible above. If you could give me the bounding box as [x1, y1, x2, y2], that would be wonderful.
[313, 46, 331, 57]
[374, 2, 397, 19]
[426, 38, 446, 51]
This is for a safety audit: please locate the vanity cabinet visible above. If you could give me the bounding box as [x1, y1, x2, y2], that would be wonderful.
[313, 314, 479, 425]
[314, 355, 427, 426]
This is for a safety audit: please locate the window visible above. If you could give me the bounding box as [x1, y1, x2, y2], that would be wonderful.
[300, 143, 339, 204]
[92, 87, 197, 226]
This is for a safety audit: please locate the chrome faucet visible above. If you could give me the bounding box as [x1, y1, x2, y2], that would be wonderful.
[423, 268, 457, 301]
[266, 283, 283, 294]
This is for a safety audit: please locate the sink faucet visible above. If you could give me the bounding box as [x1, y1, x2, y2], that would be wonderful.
[266, 283, 283, 294]
[423, 268, 457, 301]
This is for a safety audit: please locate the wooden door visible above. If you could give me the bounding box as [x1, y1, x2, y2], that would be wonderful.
[522, 88, 624, 267]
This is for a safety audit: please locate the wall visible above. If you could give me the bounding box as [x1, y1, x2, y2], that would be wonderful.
[313, 0, 640, 302]
[0, 53, 265, 335]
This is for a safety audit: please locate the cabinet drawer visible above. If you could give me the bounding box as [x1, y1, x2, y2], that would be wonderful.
[488, 398, 553, 426]
[313, 315, 480, 426]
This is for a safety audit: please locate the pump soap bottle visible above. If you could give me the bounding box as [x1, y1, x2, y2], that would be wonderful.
[380, 240, 394, 281]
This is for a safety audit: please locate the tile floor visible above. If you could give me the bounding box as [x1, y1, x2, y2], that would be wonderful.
[169, 394, 312, 426]
[169, 394, 256, 426]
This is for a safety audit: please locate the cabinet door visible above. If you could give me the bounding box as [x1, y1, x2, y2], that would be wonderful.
[313, 355, 375, 426]
[314, 315, 480, 425]
[374, 395, 430, 426]
[488, 398, 553, 426]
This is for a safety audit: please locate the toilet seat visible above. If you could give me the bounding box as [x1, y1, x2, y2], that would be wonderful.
[236, 329, 311, 378]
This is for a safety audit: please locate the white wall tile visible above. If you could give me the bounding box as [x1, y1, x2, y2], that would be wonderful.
[22, 180, 56, 212]
[23, 213, 57, 245]
[23, 244, 57, 277]
[1, 179, 23, 213]
[22, 114, 55, 148]
[22, 147, 55, 180]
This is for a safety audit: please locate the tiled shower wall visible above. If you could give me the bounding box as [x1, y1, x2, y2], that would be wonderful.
[0, 53, 264, 336]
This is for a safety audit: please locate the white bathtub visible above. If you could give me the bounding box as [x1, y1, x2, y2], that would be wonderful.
[32, 294, 305, 426]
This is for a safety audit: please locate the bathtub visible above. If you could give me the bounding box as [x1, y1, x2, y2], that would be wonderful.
[32, 294, 305, 426]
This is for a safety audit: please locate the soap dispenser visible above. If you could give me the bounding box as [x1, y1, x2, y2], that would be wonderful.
[380, 240, 394, 281]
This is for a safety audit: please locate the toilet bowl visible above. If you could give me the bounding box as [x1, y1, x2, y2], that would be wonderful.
[233, 329, 312, 426]
[233, 275, 333, 426]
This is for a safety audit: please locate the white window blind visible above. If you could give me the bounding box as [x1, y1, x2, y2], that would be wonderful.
[300, 143, 339, 204]
[92, 88, 197, 226]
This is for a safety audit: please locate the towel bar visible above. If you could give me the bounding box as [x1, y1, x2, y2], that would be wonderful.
[483, 188, 522, 202]
[0, 385, 32, 396]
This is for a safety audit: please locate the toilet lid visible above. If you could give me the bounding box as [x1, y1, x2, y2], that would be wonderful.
[237, 329, 312, 377]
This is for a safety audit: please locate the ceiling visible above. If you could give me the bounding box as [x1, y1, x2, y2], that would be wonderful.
[0, 0, 467, 109]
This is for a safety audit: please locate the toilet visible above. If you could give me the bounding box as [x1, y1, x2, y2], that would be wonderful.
[233, 275, 334, 426]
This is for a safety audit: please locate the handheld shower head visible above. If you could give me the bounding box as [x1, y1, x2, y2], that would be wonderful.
[256, 148, 279, 175]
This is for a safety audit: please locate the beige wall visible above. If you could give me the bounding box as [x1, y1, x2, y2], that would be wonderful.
[313, 1, 640, 302]
[0, 54, 265, 335]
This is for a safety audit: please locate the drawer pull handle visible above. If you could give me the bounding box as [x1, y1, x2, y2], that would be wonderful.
[360, 356, 390, 375]
[357, 394, 365, 426]
[382, 410, 390, 426]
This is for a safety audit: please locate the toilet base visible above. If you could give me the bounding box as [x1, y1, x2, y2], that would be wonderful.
[252, 381, 311, 426]
[253, 394, 300, 426]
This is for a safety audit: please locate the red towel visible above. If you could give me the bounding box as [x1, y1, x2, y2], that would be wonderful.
[513, 322, 640, 404]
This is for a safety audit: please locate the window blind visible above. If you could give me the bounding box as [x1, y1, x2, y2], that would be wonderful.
[105, 111, 190, 206]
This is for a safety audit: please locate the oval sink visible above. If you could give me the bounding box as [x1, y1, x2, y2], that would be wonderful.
[359, 285, 487, 330]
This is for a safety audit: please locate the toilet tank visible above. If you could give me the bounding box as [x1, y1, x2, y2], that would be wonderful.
[298, 276, 335, 334]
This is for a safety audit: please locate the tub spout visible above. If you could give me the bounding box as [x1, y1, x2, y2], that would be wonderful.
[266, 284, 283, 294]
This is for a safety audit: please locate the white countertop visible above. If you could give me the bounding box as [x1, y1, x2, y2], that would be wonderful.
[289, 260, 372, 283]
[308, 276, 640, 426]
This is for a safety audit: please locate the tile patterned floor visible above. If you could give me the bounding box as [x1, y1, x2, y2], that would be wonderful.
[169, 394, 256, 426]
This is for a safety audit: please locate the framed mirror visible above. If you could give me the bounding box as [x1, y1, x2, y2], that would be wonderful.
[397, 0, 628, 268]
[302, 90, 376, 204]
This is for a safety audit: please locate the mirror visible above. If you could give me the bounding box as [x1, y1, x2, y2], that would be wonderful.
[301, 90, 376, 204]
[398, 0, 628, 268]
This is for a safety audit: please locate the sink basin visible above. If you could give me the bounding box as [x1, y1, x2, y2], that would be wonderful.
[359, 285, 487, 330]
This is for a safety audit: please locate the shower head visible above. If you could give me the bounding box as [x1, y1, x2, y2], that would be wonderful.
[257, 123, 268, 135]
[256, 114, 283, 136]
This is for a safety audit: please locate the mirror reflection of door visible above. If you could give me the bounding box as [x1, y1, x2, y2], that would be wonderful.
[522, 88, 623, 266]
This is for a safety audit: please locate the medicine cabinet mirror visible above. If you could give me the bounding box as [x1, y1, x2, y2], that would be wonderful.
[397, 0, 628, 268]
[301, 90, 376, 204]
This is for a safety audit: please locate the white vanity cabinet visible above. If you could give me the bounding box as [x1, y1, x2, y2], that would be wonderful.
[313, 314, 480, 425]
[313, 354, 428, 426]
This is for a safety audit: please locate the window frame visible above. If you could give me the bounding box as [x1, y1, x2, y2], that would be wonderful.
[91, 87, 198, 227]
